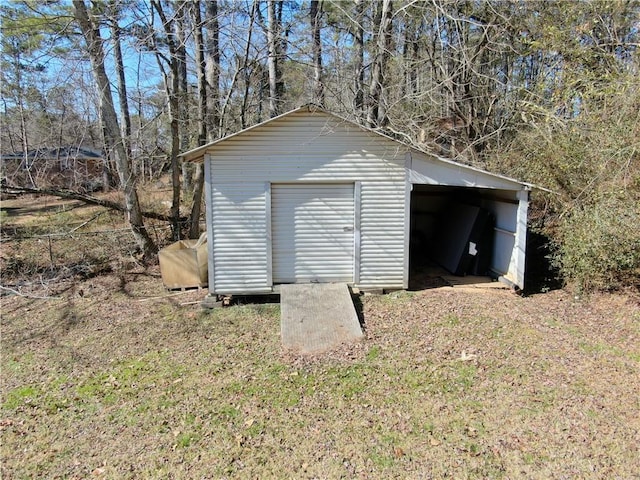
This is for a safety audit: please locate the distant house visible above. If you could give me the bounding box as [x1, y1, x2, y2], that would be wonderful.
[0, 147, 105, 190]
[180, 105, 532, 295]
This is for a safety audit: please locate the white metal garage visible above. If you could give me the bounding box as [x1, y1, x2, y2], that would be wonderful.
[180, 105, 533, 296]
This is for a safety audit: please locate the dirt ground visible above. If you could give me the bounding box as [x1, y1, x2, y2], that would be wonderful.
[1, 194, 639, 478]
[1, 267, 639, 479]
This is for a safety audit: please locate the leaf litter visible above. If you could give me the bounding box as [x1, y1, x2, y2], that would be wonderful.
[1, 271, 639, 479]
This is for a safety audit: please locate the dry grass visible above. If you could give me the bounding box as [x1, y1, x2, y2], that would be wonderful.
[1, 194, 639, 479]
[2, 275, 639, 479]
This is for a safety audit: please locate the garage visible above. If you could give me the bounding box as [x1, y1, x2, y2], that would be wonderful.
[271, 183, 355, 283]
[180, 104, 531, 296]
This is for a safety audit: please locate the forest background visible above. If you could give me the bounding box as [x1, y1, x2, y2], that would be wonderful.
[1, 0, 638, 292]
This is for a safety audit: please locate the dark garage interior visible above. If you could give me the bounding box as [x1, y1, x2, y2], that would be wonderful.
[409, 184, 501, 289]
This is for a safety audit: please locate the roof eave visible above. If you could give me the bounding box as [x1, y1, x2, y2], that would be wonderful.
[179, 104, 546, 192]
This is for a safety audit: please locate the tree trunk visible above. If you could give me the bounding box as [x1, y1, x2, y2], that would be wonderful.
[108, 1, 131, 167]
[266, 0, 283, 117]
[240, 1, 258, 129]
[310, 0, 324, 106]
[151, 0, 183, 240]
[188, 162, 205, 239]
[204, 0, 220, 140]
[192, 1, 207, 146]
[367, 0, 393, 129]
[353, 0, 365, 121]
[1, 184, 185, 223]
[402, 19, 419, 99]
[175, 3, 189, 151]
[72, 0, 156, 259]
[12, 51, 35, 187]
[188, 0, 212, 239]
[182, 161, 192, 192]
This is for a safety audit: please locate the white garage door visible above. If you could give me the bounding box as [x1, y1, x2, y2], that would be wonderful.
[272, 183, 355, 284]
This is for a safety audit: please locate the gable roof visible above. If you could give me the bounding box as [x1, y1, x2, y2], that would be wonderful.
[180, 104, 534, 190]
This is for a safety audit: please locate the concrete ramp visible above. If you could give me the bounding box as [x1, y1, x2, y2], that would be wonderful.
[280, 283, 363, 354]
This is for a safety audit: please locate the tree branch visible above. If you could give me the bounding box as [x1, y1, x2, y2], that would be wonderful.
[1, 184, 185, 223]
[0, 285, 60, 300]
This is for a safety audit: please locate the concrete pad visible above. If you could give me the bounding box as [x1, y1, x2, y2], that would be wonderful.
[280, 283, 363, 354]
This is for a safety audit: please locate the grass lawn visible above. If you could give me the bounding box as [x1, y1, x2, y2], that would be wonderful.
[1, 194, 639, 478]
[2, 273, 639, 479]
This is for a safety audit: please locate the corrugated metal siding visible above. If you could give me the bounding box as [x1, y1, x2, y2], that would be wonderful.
[481, 192, 528, 288]
[360, 182, 406, 286]
[483, 197, 518, 278]
[210, 182, 270, 293]
[208, 111, 407, 290]
[409, 151, 525, 190]
[272, 184, 354, 283]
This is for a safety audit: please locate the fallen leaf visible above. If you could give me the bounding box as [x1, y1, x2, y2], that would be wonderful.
[0, 419, 14, 428]
[459, 351, 477, 361]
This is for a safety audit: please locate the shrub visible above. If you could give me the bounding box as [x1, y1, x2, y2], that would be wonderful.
[558, 192, 640, 292]
[495, 78, 639, 292]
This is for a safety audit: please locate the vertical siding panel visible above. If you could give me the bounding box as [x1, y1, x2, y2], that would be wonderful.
[403, 153, 412, 289]
[354, 181, 361, 284]
[211, 182, 269, 293]
[204, 154, 215, 290]
[513, 190, 529, 288]
[265, 182, 273, 287]
[359, 181, 406, 287]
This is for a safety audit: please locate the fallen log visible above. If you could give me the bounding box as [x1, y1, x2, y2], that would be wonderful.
[0, 184, 186, 224]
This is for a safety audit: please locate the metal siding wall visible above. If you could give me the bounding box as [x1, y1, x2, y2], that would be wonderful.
[360, 182, 406, 286]
[483, 198, 518, 278]
[409, 151, 525, 190]
[204, 154, 215, 290]
[492, 230, 516, 278]
[209, 111, 407, 291]
[211, 182, 270, 293]
[272, 184, 354, 283]
[513, 190, 529, 288]
[483, 194, 526, 287]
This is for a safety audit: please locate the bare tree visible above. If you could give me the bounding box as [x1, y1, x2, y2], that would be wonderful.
[239, 0, 259, 129]
[205, 0, 220, 140]
[266, 0, 284, 117]
[107, 0, 131, 164]
[72, 0, 156, 258]
[310, 0, 324, 106]
[150, 0, 185, 240]
[353, 0, 366, 120]
[187, 0, 216, 239]
[367, 0, 393, 128]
